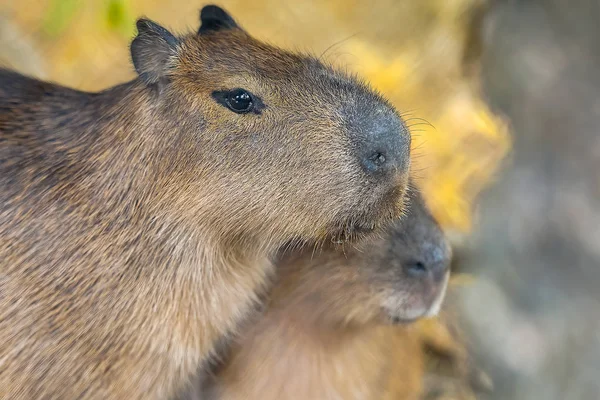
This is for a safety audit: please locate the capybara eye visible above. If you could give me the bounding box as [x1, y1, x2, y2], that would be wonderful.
[212, 88, 264, 114]
[227, 89, 253, 112]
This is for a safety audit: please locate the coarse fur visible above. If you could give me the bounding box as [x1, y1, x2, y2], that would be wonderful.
[0, 5, 411, 399]
[183, 186, 451, 400]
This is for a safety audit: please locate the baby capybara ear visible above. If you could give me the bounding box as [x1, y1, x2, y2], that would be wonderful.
[130, 18, 179, 86]
[198, 5, 243, 34]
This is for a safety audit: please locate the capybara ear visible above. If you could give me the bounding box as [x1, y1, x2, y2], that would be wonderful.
[130, 18, 179, 86]
[198, 5, 242, 34]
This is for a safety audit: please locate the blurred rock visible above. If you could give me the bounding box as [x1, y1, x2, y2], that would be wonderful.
[458, 0, 600, 398]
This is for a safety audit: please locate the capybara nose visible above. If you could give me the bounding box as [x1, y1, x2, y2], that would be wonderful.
[356, 111, 411, 179]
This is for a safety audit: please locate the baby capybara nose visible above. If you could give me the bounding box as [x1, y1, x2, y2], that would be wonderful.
[354, 110, 411, 179]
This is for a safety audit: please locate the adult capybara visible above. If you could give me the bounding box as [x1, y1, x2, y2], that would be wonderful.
[0, 5, 411, 400]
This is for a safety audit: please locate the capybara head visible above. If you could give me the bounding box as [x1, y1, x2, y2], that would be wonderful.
[272, 185, 451, 327]
[129, 5, 411, 245]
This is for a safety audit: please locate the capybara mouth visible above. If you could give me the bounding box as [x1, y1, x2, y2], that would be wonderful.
[382, 306, 428, 326]
[326, 217, 387, 245]
[329, 228, 369, 244]
[327, 183, 407, 244]
[384, 272, 450, 326]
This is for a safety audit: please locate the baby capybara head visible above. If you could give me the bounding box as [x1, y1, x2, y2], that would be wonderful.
[129, 5, 411, 244]
[273, 185, 450, 327]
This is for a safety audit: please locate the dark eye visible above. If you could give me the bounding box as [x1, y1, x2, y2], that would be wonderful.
[212, 88, 264, 114]
[226, 89, 253, 113]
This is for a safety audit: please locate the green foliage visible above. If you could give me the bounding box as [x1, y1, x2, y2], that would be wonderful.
[42, 0, 81, 37]
[106, 0, 134, 37]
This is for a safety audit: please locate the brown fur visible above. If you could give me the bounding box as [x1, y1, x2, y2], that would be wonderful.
[0, 6, 411, 399]
[185, 187, 450, 400]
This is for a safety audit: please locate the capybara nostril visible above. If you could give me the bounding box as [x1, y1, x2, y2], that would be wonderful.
[404, 258, 448, 282]
[362, 151, 387, 173]
[404, 259, 429, 278]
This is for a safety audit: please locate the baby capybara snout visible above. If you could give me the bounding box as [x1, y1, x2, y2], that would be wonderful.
[377, 188, 451, 323]
[320, 185, 450, 325]
[272, 185, 449, 328]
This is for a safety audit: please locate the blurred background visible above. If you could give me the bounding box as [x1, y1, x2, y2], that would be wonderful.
[1, 0, 598, 399]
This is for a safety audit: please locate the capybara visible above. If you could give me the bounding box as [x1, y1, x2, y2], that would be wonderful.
[0, 5, 411, 399]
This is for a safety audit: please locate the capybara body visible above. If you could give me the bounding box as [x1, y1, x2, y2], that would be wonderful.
[189, 187, 450, 400]
[0, 5, 411, 399]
